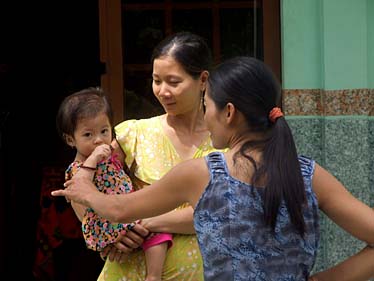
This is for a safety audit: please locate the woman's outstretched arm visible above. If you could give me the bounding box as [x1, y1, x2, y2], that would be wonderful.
[311, 163, 374, 281]
[309, 245, 374, 281]
[51, 158, 209, 224]
[312, 164, 374, 244]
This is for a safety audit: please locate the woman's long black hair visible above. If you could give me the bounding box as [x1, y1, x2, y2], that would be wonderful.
[208, 56, 306, 236]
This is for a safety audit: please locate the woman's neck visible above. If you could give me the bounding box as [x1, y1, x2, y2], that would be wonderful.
[161, 110, 209, 160]
[164, 109, 207, 135]
[227, 130, 266, 155]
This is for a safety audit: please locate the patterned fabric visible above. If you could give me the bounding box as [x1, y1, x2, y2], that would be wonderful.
[66, 155, 134, 251]
[98, 115, 217, 281]
[194, 152, 320, 281]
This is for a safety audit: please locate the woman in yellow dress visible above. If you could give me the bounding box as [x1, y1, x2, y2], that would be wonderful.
[98, 31, 218, 280]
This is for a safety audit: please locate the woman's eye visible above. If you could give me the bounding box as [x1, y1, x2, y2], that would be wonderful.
[169, 81, 180, 86]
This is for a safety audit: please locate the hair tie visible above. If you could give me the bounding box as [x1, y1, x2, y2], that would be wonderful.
[269, 107, 283, 123]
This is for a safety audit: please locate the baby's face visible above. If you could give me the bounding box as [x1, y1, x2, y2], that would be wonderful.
[73, 112, 113, 158]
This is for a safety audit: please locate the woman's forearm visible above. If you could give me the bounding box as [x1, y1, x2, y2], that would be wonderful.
[141, 206, 195, 234]
[310, 245, 374, 281]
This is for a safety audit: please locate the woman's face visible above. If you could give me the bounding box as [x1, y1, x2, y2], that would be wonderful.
[152, 56, 203, 116]
[204, 88, 228, 149]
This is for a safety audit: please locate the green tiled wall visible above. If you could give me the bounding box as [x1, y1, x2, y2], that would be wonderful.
[287, 116, 374, 273]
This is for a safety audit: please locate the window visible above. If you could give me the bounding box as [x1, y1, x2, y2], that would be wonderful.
[99, 0, 280, 121]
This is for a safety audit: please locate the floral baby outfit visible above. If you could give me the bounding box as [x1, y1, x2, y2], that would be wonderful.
[65, 154, 133, 251]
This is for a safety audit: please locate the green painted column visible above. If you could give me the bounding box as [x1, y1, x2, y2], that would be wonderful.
[368, 0, 374, 88]
[281, 0, 374, 276]
[281, 0, 322, 89]
[282, 0, 371, 90]
[323, 0, 368, 89]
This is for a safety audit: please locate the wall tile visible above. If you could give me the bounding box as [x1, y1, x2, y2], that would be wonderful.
[324, 89, 373, 115]
[287, 117, 323, 163]
[283, 88, 374, 116]
[322, 118, 372, 268]
[287, 116, 374, 273]
[283, 89, 322, 115]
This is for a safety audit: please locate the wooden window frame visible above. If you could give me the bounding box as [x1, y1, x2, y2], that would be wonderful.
[99, 0, 280, 124]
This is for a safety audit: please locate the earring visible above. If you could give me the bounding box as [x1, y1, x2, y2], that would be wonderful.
[200, 90, 206, 113]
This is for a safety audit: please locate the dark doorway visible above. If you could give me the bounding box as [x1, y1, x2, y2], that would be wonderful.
[0, 1, 104, 280]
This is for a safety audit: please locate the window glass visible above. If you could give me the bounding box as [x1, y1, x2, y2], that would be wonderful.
[122, 10, 164, 64]
[172, 9, 212, 47]
[121, 1, 266, 119]
[220, 8, 263, 60]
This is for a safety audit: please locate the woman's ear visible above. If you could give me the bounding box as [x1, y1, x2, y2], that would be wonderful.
[200, 70, 209, 91]
[225, 102, 236, 124]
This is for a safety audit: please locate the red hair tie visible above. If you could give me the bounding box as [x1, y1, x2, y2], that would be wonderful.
[269, 107, 283, 123]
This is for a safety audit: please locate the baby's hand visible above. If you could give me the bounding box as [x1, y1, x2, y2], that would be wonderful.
[90, 144, 112, 163]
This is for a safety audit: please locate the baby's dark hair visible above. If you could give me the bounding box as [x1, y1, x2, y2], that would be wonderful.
[208, 56, 306, 236]
[56, 87, 113, 144]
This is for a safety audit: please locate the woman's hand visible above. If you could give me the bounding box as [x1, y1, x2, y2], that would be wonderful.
[101, 222, 150, 263]
[307, 245, 374, 281]
[138, 207, 196, 234]
[51, 175, 99, 205]
[139, 218, 152, 229]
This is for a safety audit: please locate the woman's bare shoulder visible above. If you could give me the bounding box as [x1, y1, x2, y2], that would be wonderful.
[173, 157, 208, 174]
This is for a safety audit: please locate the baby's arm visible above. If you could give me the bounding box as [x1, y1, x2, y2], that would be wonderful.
[72, 143, 112, 222]
[81, 149, 130, 252]
[66, 163, 95, 221]
[69, 144, 111, 220]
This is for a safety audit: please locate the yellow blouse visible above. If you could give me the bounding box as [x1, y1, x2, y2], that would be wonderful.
[98, 115, 218, 281]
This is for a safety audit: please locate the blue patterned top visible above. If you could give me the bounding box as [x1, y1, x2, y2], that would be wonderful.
[194, 152, 319, 281]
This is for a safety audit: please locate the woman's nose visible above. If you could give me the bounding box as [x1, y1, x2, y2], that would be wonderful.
[158, 83, 171, 98]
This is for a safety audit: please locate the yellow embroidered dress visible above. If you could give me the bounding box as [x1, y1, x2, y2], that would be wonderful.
[98, 116, 217, 281]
